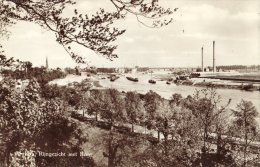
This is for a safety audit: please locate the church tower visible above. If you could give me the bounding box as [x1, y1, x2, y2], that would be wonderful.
[46, 57, 49, 70]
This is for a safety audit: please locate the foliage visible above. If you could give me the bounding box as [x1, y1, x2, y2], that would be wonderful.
[0, 77, 92, 166]
[185, 88, 231, 151]
[231, 100, 259, 167]
[41, 84, 83, 108]
[170, 93, 182, 106]
[135, 141, 192, 167]
[86, 89, 106, 121]
[97, 68, 117, 74]
[1, 0, 174, 62]
[0, 78, 42, 157]
[143, 90, 162, 124]
[41, 84, 64, 100]
[103, 132, 142, 167]
[100, 89, 126, 125]
[2, 66, 66, 87]
[9, 149, 36, 167]
[125, 91, 144, 132]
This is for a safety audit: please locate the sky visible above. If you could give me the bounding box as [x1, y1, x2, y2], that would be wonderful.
[1, 0, 260, 68]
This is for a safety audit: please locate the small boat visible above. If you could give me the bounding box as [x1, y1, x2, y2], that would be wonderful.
[110, 75, 119, 82]
[148, 79, 156, 84]
[148, 71, 156, 84]
[126, 77, 138, 82]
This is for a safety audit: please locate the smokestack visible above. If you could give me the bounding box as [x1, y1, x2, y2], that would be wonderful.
[201, 47, 204, 72]
[213, 41, 216, 72]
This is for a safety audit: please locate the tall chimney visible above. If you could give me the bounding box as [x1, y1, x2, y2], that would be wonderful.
[201, 47, 204, 72]
[213, 41, 216, 72]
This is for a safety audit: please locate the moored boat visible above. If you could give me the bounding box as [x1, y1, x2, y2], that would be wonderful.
[148, 79, 156, 84]
[110, 75, 119, 82]
[126, 77, 139, 82]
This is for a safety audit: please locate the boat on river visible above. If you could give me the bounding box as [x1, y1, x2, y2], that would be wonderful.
[126, 77, 138, 82]
[148, 71, 156, 84]
[110, 75, 120, 82]
[149, 79, 156, 84]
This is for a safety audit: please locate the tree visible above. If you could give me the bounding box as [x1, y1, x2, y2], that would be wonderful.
[232, 100, 259, 167]
[154, 100, 176, 156]
[74, 79, 92, 116]
[1, 0, 174, 63]
[143, 90, 162, 139]
[41, 84, 64, 100]
[125, 91, 143, 132]
[103, 132, 142, 167]
[143, 91, 162, 122]
[0, 77, 92, 166]
[87, 89, 106, 121]
[185, 88, 231, 166]
[21, 61, 32, 74]
[101, 89, 126, 127]
[170, 93, 183, 107]
[212, 106, 236, 167]
[0, 78, 42, 165]
[0, 47, 16, 68]
[97, 89, 129, 167]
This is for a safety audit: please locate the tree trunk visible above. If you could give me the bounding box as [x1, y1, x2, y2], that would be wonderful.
[158, 131, 160, 141]
[203, 125, 208, 153]
[82, 96, 84, 117]
[244, 111, 247, 167]
[95, 112, 98, 121]
[244, 134, 248, 167]
[108, 148, 115, 167]
[217, 133, 221, 155]
[163, 132, 168, 156]
[108, 125, 114, 167]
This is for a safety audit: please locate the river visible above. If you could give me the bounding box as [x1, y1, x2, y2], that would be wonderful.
[98, 73, 260, 113]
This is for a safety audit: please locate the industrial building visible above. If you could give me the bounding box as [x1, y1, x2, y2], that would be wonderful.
[191, 41, 240, 78]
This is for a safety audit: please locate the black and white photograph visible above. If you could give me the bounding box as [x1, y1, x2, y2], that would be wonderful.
[0, 0, 260, 166]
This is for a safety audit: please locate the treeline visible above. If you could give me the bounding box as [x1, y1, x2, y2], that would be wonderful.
[1, 65, 66, 87]
[61, 85, 259, 167]
[96, 68, 132, 73]
[217, 65, 260, 71]
[97, 68, 117, 73]
[137, 67, 149, 72]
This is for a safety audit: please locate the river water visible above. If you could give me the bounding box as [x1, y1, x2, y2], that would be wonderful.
[98, 74, 260, 113]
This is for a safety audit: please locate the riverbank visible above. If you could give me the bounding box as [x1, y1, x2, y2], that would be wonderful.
[179, 79, 260, 91]
[152, 73, 260, 91]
